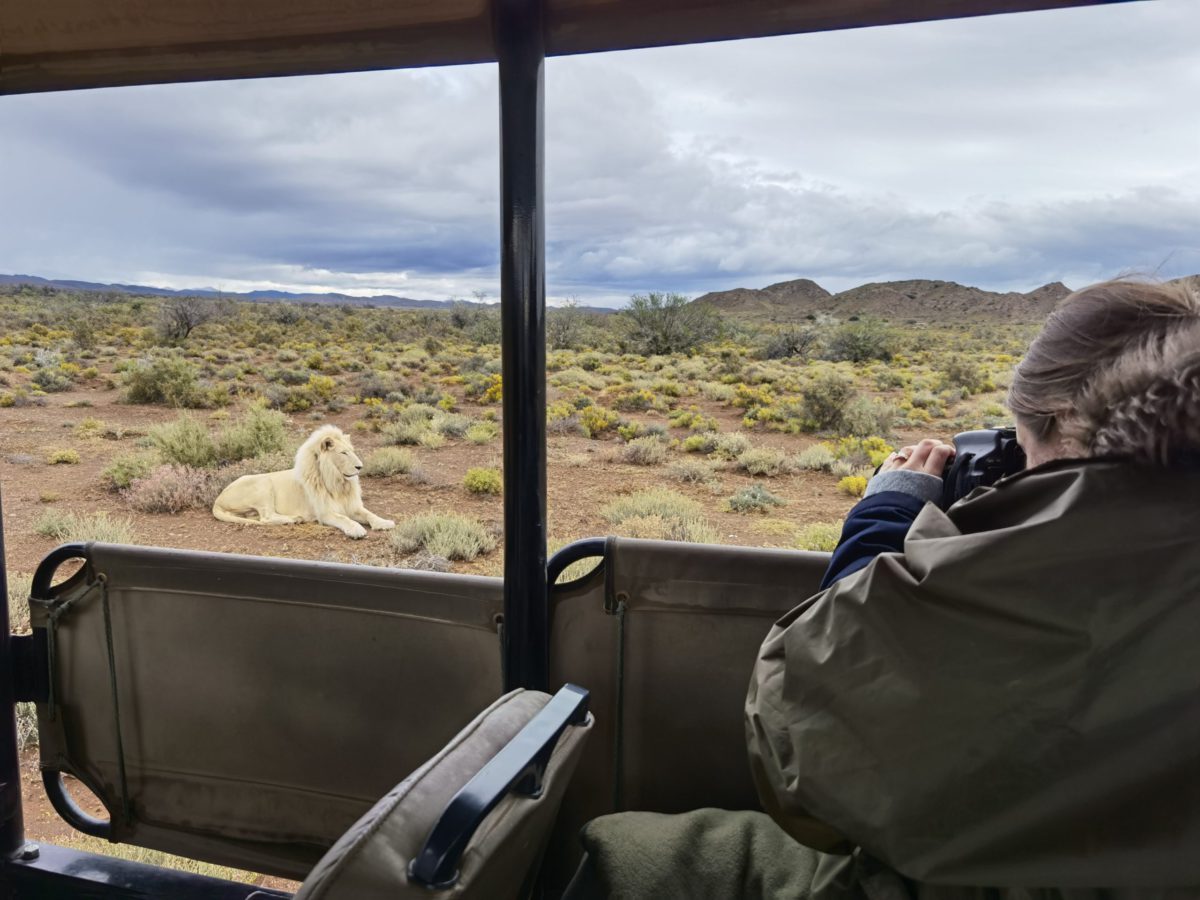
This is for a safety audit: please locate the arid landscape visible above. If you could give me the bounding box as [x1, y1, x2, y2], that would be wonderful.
[0, 276, 1062, 583]
[3, 272, 1181, 880]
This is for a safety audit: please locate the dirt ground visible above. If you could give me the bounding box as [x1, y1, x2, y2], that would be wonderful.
[0, 383, 866, 580]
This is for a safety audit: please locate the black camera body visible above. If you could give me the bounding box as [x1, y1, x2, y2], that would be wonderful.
[940, 428, 1026, 509]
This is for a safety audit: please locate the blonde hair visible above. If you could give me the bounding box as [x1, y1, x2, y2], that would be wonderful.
[1008, 278, 1200, 465]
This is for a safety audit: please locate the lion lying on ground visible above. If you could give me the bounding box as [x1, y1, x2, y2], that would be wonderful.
[212, 425, 394, 539]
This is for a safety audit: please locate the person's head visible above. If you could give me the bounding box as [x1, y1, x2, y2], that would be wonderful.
[1008, 278, 1200, 468]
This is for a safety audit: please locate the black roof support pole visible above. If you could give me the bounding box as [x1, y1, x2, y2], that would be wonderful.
[0, 487, 28, 859]
[496, 0, 548, 692]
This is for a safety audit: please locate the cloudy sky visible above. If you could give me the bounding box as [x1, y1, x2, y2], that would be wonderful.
[2, 0, 1198, 307]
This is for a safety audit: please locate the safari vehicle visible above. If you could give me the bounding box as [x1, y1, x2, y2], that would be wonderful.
[0, 1, 1139, 897]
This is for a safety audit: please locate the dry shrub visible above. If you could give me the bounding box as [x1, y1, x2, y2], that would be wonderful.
[709, 432, 751, 461]
[466, 422, 499, 444]
[667, 459, 718, 485]
[391, 514, 497, 561]
[796, 522, 842, 552]
[34, 509, 136, 544]
[362, 447, 417, 477]
[737, 447, 788, 477]
[602, 488, 717, 543]
[123, 465, 214, 513]
[794, 443, 837, 472]
[620, 436, 668, 466]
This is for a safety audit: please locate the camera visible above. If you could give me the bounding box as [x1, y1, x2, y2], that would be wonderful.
[939, 428, 1026, 509]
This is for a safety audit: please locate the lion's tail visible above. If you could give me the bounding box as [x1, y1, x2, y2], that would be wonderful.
[212, 504, 264, 525]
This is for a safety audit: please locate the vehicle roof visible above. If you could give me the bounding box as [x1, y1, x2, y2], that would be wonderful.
[3, 0, 1121, 95]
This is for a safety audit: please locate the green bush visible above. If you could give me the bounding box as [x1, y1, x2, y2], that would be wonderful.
[149, 416, 218, 467]
[381, 421, 430, 446]
[32, 368, 72, 393]
[124, 357, 206, 407]
[391, 514, 497, 561]
[432, 412, 473, 438]
[939, 356, 995, 395]
[837, 397, 896, 438]
[102, 453, 157, 490]
[466, 422, 499, 444]
[796, 521, 842, 552]
[215, 404, 288, 463]
[463, 467, 503, 495]
[46, 449, 80, 465]
[35, 509, 136, 544]
[579, 405, 620, 439]
[800, 372, 855, 431]
[611, 388, 656, 412]
[825, 319, 894, 363]
[621, 292, 721, 356]
[727, 483, 785, 513]
[362, 447, 417, 477]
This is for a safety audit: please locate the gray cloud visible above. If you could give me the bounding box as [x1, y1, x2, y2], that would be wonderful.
[1, 0, 1197, 306]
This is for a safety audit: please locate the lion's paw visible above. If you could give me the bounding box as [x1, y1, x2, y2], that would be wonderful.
[372, 519, 395, 530]
[345, 523, 368, 539]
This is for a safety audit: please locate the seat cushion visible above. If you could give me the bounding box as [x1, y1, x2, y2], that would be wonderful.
[295, 688, 593, 900]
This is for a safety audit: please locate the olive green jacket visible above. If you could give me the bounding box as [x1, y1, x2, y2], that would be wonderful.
[746, 460, 1200, 892]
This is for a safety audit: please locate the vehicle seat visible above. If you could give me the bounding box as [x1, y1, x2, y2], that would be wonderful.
[294, 685, 593, 900]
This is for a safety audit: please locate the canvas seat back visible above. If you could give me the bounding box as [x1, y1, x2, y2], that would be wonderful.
[29, 542, 504, 879]
[545, 537, 829, 889]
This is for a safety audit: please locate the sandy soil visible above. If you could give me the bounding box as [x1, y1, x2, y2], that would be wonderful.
[0, 383, 865, 580]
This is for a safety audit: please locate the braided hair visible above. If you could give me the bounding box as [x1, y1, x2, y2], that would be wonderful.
[1008, 278, 1200, 465]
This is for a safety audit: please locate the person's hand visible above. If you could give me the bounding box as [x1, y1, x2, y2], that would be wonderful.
[879, 438, 955, 477]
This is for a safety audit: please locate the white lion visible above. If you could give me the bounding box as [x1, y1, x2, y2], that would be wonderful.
[212, 425, 394, 539]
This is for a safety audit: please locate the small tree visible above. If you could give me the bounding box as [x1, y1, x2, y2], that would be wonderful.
[547, 298, 586, 350]
[824, 318, 894, 363]
[760, 326, 819, 360]
[157, 296, 226, 344]
[621, 292, 721, 356]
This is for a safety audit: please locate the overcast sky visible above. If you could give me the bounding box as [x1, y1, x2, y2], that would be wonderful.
[2, 0, 1198, 307]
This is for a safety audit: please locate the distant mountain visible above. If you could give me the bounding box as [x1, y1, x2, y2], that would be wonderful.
[693, 278, 831, 316]
[694, 277, 1075, 322]
[0, 273, 615, 313]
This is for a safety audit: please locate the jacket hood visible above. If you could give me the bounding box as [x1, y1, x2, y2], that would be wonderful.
[745, 460, 1200, 887]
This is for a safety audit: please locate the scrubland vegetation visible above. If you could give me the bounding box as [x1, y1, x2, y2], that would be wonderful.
[0, 284, 1032, 582]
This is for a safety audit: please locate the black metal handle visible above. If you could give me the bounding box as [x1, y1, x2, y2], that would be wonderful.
[408, 683, 589, 889]
[42, 769, 112, 839]
[547, 538, 605, 588]
[30, 543, 91, 603]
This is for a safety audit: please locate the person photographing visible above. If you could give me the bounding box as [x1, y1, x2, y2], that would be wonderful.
[568, 278, 1200, 898]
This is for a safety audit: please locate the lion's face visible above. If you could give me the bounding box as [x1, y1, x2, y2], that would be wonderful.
[320, 434, 363, 481]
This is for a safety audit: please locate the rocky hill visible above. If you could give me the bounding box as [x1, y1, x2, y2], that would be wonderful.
[694, 277, 1073, 322]
[692, 279, 830, 316]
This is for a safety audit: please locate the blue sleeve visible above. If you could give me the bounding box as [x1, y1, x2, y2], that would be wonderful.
[819, 491, 927, 590]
